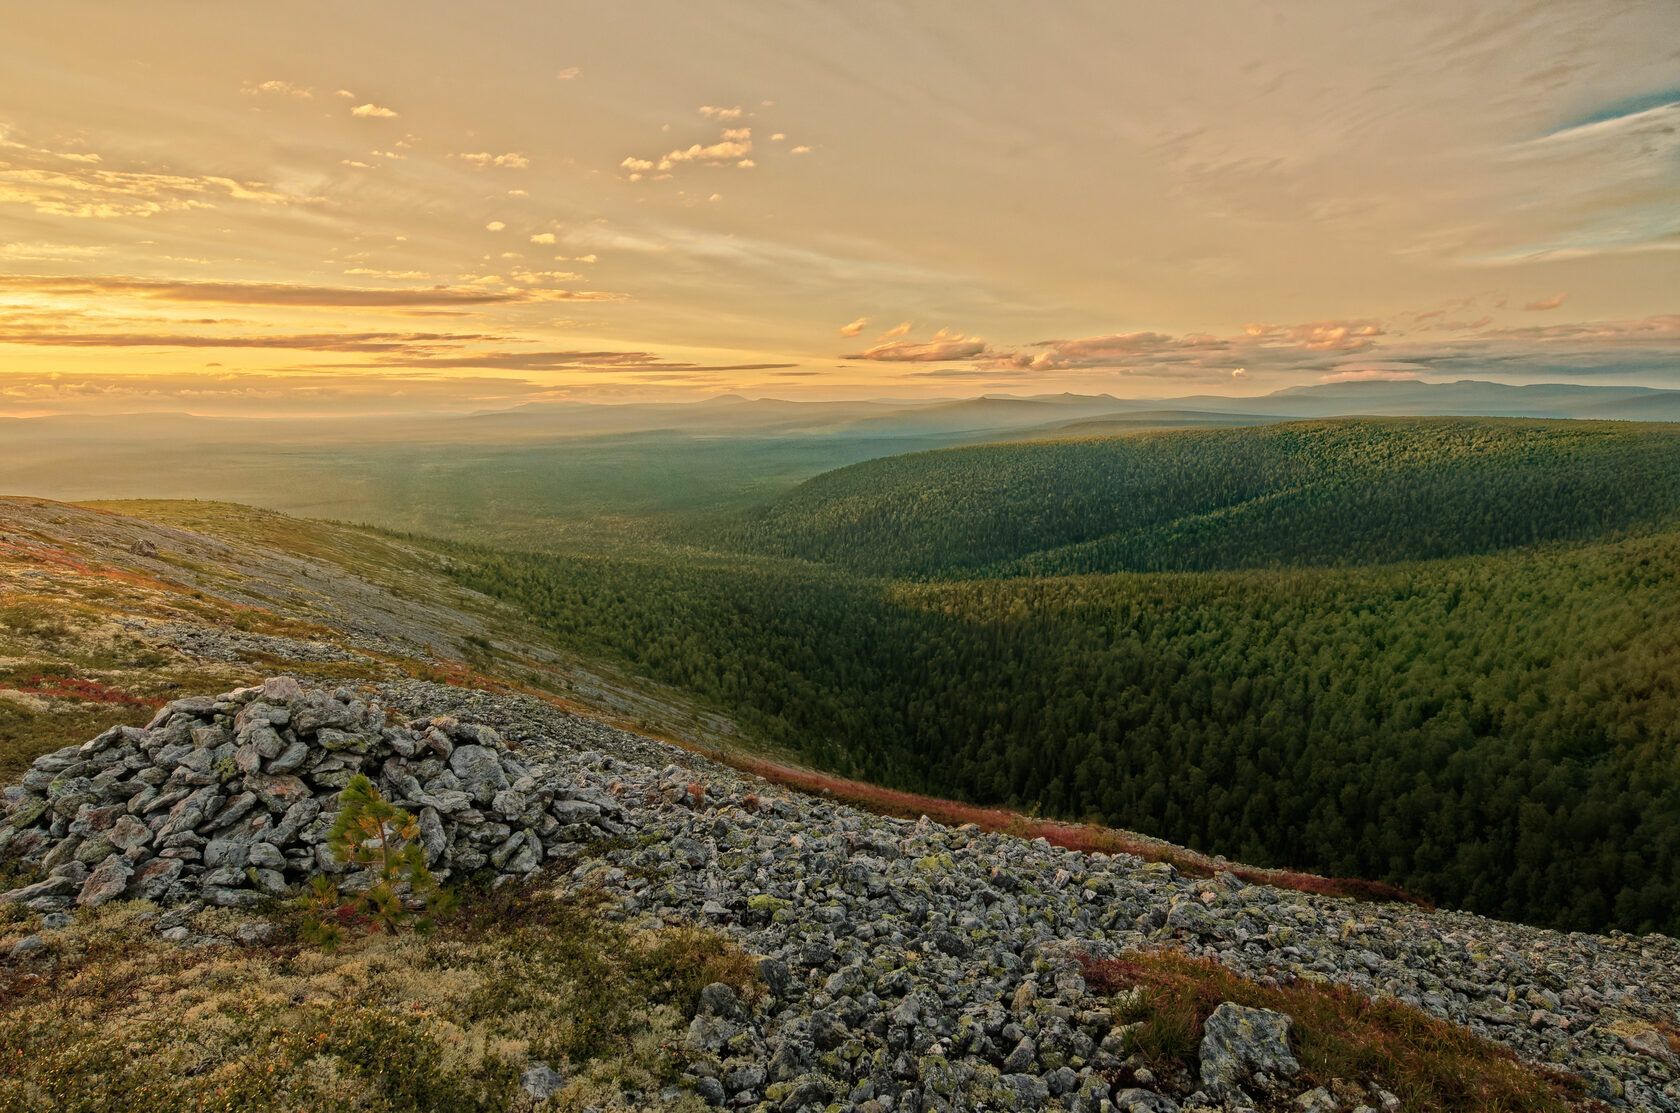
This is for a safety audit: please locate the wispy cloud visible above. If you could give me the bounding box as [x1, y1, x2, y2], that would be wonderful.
[0, 370, 559, 416]
[698, 106, 744, 122]
[0, 152, 305, 219]
[0, 274, 626, 307]
[660, 134, 752, 168]
[457, 152, 530, 169]
[838, 317, 868, 337]
[1479, 314, 1680, 344]
[242, 80, 311, 98]
[351, 103, 399, 118]
[348, 348, 794, 375]
[847, 328, 989, 362]
[1523, 292, 1569, 311]
[1241, 320, 1383, 352]
[1468, 96, 1680, 263]
[0, 327, 503, 353]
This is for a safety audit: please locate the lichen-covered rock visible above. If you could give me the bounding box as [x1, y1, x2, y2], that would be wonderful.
[1198, 1001, 1300, 1093]
[77, 855, 132, 907]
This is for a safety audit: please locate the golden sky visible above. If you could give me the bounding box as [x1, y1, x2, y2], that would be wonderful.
[1, 1, 1677, 415]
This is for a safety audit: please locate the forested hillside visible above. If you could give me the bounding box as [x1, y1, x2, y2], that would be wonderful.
[451, 523, 1680, 936]
[738, 420, 1680, 577]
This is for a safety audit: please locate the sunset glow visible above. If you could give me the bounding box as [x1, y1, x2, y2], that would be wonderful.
[2, 1, 1677, 416]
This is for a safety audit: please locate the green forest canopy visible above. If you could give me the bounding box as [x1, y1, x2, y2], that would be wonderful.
[449, 418, 1680, 935]
[736, 418, 1680, 577]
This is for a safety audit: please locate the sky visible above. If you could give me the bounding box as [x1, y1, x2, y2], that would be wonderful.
[0, 0, 1676, 416]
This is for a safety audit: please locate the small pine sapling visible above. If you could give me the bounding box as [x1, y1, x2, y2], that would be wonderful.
[300, 774, 455, 950]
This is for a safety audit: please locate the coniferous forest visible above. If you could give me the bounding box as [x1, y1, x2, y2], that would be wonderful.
[448, 419, 1680, 935]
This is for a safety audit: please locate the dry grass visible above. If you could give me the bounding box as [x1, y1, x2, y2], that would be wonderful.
[0, 877, 758, 1112]
[1082, 950, 1594, 1113]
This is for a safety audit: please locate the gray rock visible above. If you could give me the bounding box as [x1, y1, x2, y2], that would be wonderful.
[449, 745, 509, 796]
[262, 676, 305, 703]
[1001, 1035, 1037, 1073]
[1113, 1088, 1178, 1113]
[699, 981, 743, 1019]
[521, 1060, 564, 1101]
[235, 921, 276, 946]
[1198, 1001, 1300, 1092]
[1000, 1073, 1050, 1108]
[684, 1013, 739, 1054]
[692, 1074, 726, 1105]
[1296, 1086, 1340, 1112]
[78, 855, 133, 907]
[203, 838, 251, 869]
[1, 874, 78, 904]
[106, 813, 152, 851]
[128, 857, 184, 900]
[266, 741, 311, 775]
[9, 934, 46, 958]
[244, 773, 311, 812]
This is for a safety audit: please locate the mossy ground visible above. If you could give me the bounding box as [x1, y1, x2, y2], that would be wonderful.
[1083, 950, 1594, 1113]
[0, 879, 759, 1113]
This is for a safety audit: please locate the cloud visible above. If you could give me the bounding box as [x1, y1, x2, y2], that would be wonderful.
[512, 272, 582, 286]
[0, 156, 305, 219]
[351, 103, 398, 118]
[0, 370, 562, 417]
[485, 221, 506, 231]
[661, 138, 752, 166]
[335, 90, 356, 99]
[698, 106, 744, 121]
[556, 67, 581, 80]
[242, 80, 311, 98]
[876, 322, 911, 340]
[1478, 314, 1680, 344]
[530, 232, 556, 245]
[1318, 368, 1423, 384]
[458, 152, 530, 169]
[0, 274, 625, 307]
[791, 146, 812, 155]
[343, 268, 432, 279]
[1241, 320, 1383, 351]
[0, 241, 108, 261]
[838, 317, 868, 337]
[0, 327, 502, 353]
[1468, 98, 1680, 262]
[624, 123, 756, 179]
[350, 347, 793, 374]
[1523, 292, 1570, 311]
[847, 328, 990, 362]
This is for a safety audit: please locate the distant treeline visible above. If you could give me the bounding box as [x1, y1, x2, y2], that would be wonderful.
[735, 419, 1680, 577]
[449, 419, 1680, 935]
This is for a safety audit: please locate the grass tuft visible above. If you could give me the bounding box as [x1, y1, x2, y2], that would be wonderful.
[1082, 950, 1594, 1113]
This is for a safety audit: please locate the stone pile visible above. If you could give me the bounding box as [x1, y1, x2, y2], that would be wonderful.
[5, 675, 1680, 1112]
[0, 676, 624, 913]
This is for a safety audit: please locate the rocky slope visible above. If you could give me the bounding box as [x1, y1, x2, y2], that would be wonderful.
[5, 677, 1677, 1112]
